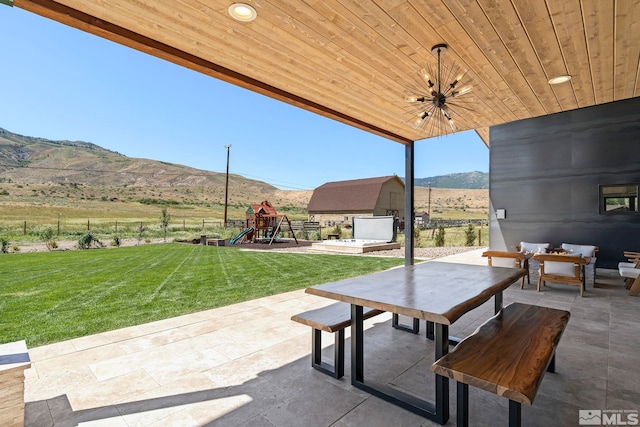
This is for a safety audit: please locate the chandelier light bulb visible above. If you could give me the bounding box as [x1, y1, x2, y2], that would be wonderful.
[452, 85, 472, 97]
[411, 112, 429, 129]
[419, 68, 434, 87]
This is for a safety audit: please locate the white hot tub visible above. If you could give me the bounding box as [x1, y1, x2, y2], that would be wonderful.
[311, 217, 401, 253]
[319, 239, 389, 247]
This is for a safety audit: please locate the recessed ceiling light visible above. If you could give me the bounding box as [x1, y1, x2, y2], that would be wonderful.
[228, 3, 257, 22]
[548, 75, 572, 85]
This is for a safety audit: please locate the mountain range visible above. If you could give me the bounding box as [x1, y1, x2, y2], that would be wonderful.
[411, 172, 488, 189]
[0, 127, 487, 192]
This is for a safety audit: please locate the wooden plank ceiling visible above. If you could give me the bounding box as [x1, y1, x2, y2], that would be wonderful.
[14, 0, 640, 146]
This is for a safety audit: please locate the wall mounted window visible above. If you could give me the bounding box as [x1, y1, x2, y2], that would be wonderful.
[599, 184, 638, 213]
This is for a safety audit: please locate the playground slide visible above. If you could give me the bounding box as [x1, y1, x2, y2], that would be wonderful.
[230, 227, 253, 245]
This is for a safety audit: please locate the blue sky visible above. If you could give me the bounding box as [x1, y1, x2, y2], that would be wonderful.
[0, 6, 488, 190]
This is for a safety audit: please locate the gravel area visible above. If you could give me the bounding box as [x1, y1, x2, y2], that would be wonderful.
[236, 239, 481, 260]
[11, 238, 169, 253]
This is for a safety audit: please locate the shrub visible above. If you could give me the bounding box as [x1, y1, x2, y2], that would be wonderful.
[434, 225, 445, 247]
[464, 223, 476, 246]
[48, 240, 58, 249]
[11, 243, 20, 252]
[111, 235, 121, 247]
[414, 227, 421, 248]
[78, 232, 104, 250]
[39, 227, 55, 251]
[0, 237, 8, 253]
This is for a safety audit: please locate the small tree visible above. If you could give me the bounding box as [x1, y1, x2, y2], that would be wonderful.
[39, 227, 55, 251]
[464, 223, 476, 246]
[413, 227, 421, 248]
[160, 207, 171, 242]
[434, 225, 445, 247]
[137, 223, 147, 245]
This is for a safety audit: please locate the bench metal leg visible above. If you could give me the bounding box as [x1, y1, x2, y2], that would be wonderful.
[509, 400, 521, 427]
[435, 323, 450, 424]
[457, 382, 469, 427]
[392, 313, 420, 334]
[457, 382, 521, 427]
[311, 328, 344, 378]
[494, 291, 503, 314]
[426, 320, 434, 340]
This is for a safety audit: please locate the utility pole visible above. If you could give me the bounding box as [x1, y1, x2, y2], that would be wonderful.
[427, 182, 432, 218]
[223, 145, 231, 227]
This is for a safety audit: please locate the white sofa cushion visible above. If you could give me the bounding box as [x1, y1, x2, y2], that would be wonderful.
[544, 254, 583, 276]
[519, 242, 551, 254]
[490, 257, 521, 269]
[619, 267, 640, 279]
[561, 243, 597, 265]
[619, 262, 637, 269]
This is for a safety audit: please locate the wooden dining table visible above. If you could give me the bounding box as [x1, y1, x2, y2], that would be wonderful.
[306, 261, 527, 425]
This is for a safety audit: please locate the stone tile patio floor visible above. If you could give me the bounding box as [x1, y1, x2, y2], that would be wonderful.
[24, 249, 640, 426]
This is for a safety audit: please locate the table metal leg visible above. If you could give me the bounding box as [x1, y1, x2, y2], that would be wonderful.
[351, 304, 364, 383]
[350, 304, 450, 425]
[392, 314, 420, 334]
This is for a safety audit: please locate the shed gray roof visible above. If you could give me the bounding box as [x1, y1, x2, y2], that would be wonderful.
[307, 176, 404, 213]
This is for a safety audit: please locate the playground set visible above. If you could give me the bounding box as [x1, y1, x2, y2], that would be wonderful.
[230, 200, 298, 245]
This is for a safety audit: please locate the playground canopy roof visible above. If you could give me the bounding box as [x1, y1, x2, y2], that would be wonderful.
[14, 1, 640, 146]
[248, 200, 279, 217]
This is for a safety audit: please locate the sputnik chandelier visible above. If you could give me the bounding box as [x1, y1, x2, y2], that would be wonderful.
[405, 44, 473, 136]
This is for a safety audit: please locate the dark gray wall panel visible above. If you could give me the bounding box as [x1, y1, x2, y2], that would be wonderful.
[489, 97, 640, 269]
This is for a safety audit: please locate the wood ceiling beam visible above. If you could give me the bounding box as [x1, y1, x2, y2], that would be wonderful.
[14, 0, 414, 145]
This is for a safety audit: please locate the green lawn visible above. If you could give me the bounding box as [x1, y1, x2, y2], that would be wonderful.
[0, 244, 403, 347]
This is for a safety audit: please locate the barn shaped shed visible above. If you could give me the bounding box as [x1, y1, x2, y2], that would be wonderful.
[307, 176, 404, 226]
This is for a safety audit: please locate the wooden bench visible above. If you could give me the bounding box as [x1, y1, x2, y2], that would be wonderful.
[0, 340, 31, 427]
[432, 303, 570, 427]
[291, 302, 384, 378]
